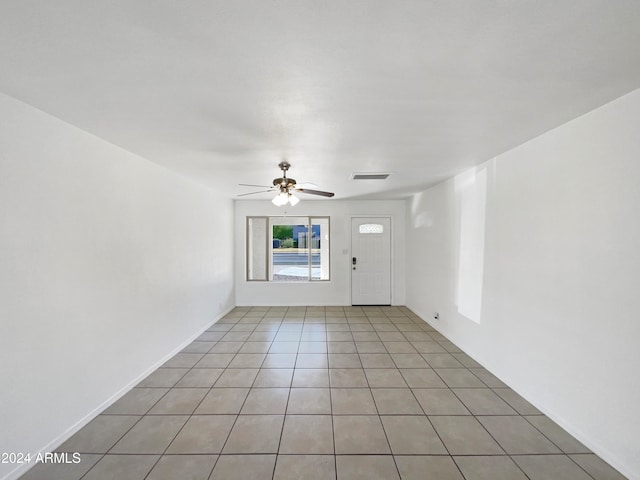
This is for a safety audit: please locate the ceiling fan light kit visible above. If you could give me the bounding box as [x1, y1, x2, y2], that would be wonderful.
[272, 189, 299, 206]
[272, 191, 288, 206]
[288, 193, 300, 206]
[240, 161, 334, 206]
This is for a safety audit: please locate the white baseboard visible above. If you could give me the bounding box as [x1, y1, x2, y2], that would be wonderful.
[5, 305, 235, 480]
[405, 303, 634, 480]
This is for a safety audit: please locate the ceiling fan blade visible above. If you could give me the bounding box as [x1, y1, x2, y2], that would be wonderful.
[296, 182, 319, 189]
[239, 183, 273, 188]
[237, 190, 274, 197]
[295, 188, 335, 197]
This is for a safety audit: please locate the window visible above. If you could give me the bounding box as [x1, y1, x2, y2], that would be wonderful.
[359, 223, 384, 234]
[246, 216, 330, 281]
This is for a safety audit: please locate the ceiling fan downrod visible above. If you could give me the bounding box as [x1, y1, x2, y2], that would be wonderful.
[273, 161, 296, 190]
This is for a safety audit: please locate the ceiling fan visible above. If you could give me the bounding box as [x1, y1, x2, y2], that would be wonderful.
[238, 161, 335, 206]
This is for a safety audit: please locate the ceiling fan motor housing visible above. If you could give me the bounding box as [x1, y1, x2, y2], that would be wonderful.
[273, 177, 296, 188]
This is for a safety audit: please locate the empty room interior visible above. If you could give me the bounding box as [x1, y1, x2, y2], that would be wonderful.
[1, 1, 639, 480]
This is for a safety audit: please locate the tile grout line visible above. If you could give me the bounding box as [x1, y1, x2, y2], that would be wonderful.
[205, 309, 255, 478]
[36, 305, 613, 480]
[270, 305, 297, 480]
[81, 313, 244, 480]
[204, 309, 251, 480]
[327, 308, 338, 480]
[367, 310, 403, 480]
[209, 309, 266, 476]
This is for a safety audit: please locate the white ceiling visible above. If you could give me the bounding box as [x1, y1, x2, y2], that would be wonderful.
[2, 1, 640, 200]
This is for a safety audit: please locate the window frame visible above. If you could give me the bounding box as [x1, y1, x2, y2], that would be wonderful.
[246, 215, 331, 282]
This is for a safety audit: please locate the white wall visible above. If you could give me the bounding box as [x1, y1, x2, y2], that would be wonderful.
[0, 93, 235, 480]
[406, 89, 640, 479]
[235, 199, 406, 306]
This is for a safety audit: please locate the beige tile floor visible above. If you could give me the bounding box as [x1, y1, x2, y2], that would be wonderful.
[21, 306, 627, 480]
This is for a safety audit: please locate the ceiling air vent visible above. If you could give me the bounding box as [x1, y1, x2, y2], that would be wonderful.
[351, 173, 390, 180]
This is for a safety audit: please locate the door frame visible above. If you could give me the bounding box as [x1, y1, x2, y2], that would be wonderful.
[350, 215, 393, 306]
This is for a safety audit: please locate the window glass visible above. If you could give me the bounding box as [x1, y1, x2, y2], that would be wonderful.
[247, 216, 329, 282]
[271, 217, 308, 282]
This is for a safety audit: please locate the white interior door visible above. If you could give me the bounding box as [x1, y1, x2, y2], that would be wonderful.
[351, 217, 391, 305]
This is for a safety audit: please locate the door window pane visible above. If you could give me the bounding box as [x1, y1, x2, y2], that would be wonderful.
[359, 223, 384, 234]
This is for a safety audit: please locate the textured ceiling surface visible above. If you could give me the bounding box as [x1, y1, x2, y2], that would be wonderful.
[1, 0, 640, 199]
